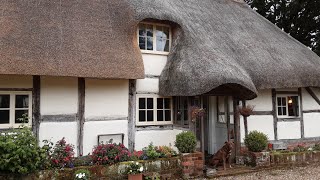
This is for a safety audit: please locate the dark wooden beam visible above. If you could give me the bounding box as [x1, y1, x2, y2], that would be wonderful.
[32, 76, 40, 140]
[305, 87, 320, 105]
[303, 109, 320, 113]
[242, 100, 248, 137]
[272, 89, 278, 140]
[275, 91, 299, 95]
[252, 111, 273, 115]
[299, 88, 304, 138]
[225, 96, 230, 141]
[128, 80, 136, 152]
[0, 88, 33, 91]
[77, 78, 85, 155]
[233, 98, 240, 158]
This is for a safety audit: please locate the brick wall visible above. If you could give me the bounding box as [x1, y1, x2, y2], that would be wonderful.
[181, 151, 204, 178]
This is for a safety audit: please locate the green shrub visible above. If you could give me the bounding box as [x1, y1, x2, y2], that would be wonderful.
[244, 130, 268, 152]
[142, 143, 161, 160]
[175, 131, 196, 153]
[0, 127, 46, 174]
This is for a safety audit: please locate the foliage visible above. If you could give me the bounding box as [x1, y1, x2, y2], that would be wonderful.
[175, 131, 197, 153]
[293, 144, 308, 152]
[156, 145, 177, 158]
[51, 137, 75, 168]
[0, 127, 47, 174]
[130, 150, 144, 161]
[245, 0, 320, 56]
[144, 172, 161, 180]
[73, 155, 93, 167]
[74, 169, 91, 180]
[91, 143, 131, 165]
[314, 143, 320, 151]
[125, 161, 144, 175]
[244, 131, 268, 152]
[142, 143, 161, 160]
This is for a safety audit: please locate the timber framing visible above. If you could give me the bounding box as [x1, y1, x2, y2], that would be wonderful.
[233, 98, 240, 157]
[128, 80, 136, 152]
[32, 75, 40, 140]
[272, 89, 278, 140]
[305, 87, 320, 105]
[0, 88, 33, 91]
[242, 100, 248, 137]
[298, 88, 304, 138]
[77, 78, 85, 155]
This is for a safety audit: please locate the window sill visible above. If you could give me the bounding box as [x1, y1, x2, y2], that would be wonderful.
[136, 121, 173, 126]
[140, 50, 169, 56]
[277, 117, 301, 122]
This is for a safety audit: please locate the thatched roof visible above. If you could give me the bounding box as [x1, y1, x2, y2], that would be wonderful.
[0, 0, 144, 79]
[1, 0, 320, 99]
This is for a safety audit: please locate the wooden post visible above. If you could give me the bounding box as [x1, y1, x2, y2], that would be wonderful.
[271, 89, 278, 140]
[128, 80, 136, 152]
[77, 78, 85, 155]
[32, 75, 40, 140]
[242, 100, 248, 137]
[225, 96, 230, 141]
[233, 98, 240, 158]
[200, 96, 205, 155]
[298, 88, 304, 138]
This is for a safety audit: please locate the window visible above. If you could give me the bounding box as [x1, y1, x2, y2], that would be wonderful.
[138, 23, 171, 53]
[175, 97, 189, 126]
[276, 95, 299, 117]
[0, 92, 32, 128]
[137, 95, 172, 125]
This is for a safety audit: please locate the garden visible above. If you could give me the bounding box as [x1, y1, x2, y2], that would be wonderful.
[0, 127, 201, 180]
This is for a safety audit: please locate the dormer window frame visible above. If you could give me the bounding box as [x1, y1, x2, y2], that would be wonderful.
[137, 22, 172, 55]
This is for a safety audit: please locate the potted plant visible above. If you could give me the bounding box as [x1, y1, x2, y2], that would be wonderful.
[125, 161, 144, 180]
[244, 131, 270, 167]
[238, 105, 254, 117]
[189, 106, 206, 123]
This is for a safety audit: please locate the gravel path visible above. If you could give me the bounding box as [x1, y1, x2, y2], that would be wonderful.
[213, 164, 320, 180]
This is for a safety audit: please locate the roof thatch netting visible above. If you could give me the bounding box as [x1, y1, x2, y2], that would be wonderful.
[1, 0, 320, 99]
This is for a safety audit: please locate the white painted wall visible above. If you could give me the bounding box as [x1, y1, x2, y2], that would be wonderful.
[83, 120, 128, 155]
[135, 129, 183, 151]
[40, 76, 78, 115]
[302, 88, 320, 110]
[142, 54, 167, 76]
[0, 75, 32, 88]
[242, 115, 275, 141]
[136, 78, 159, 94]
[304, 113, 320, 138]
[247, 89, 272, 111]
[277, 121, 301, 139]
[85, 79, 129, 119]
[39, 122, 78, 155]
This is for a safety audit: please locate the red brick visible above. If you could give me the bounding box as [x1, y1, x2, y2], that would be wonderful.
[182, 161, 192, 167]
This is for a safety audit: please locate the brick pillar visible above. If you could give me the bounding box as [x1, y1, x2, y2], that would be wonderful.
[181, 151, 204, 178]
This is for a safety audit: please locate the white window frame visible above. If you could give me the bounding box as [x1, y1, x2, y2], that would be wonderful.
[276, 94, 300, 118]
[136, 94, 173, 126]
[0, 91, 32, 129]
[137, 22, 172, 55]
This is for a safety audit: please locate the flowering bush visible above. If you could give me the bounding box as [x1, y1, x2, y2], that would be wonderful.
[142, 143, 161, 160]
[51, 137, 75, 168]
[0, 127, 47, 174]
[125, 161, 144, 175]
[91, 143, 131, 165]
[74, 169, 91, 180]
[130, 150, 144, 161]
[157, 145, 177, 158]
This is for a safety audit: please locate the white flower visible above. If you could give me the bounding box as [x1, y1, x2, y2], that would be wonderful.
[139, 167, 143, 172]
[76, 174, 79, 178]
[78, 174, 83, 178]
[130, 170, 132, 172]
[308, 147, 313, 151]
[136, 162, 139, 165]
[82, 173, 86, 177]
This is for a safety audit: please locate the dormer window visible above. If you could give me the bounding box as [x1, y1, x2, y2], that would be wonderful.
[138, 23, 171, 54]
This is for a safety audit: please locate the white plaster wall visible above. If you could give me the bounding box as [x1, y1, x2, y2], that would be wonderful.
[243, 115, 275, 141]
[304, 113, 320, 138]
[302, 88, 320, 110]
[277, 121, 301, 139]
[85, 79, 129, 118]
[83, 120, 128, 155]
[40, 76, 78, 115]
[0, 75, 32, 88]
[142, 54, 167, 76]
[136, 78, 159, 94]
[247, 89, 272, 111]
[135, 129, 183, 151]
[39, 122, 78, 154]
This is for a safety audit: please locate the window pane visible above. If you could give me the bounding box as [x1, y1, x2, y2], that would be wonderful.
[164, 40, 170, 52]
[157, 98, 163, 109]
[177, 111, 182, 121]
[288, 96, 299, 116]
[277, 97, 281, 106]
[157, 110, 163, 121]
[282, 107, 287, 115]
[0, 110, 9, 124]
[156, 36, 166, 51]
[165, 110, 171, 121]
[164, 98, 170, 109]
[184, 110, 188, 121]
[147, 110, 153, 121]
[147, 37, 153, 50]
[0, 95, 10, 108]
[281, 97, 286, 106]
[16, 95, 29, 108]
[277, 107, 282, 115]
[139, 98, 145, 109]
[139, 24, 146, 36]
[139, 37, 146, 50]
[15, 110, 29, 123]
[147, 98, 153, 109]
[146, 25, 153, 37]
[139, 110, 145, 122]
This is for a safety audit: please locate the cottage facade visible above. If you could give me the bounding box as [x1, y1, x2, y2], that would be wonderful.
[1, 0, 320, 156]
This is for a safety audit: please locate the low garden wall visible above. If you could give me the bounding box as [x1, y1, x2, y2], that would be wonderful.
[270, 151, 320, 166]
